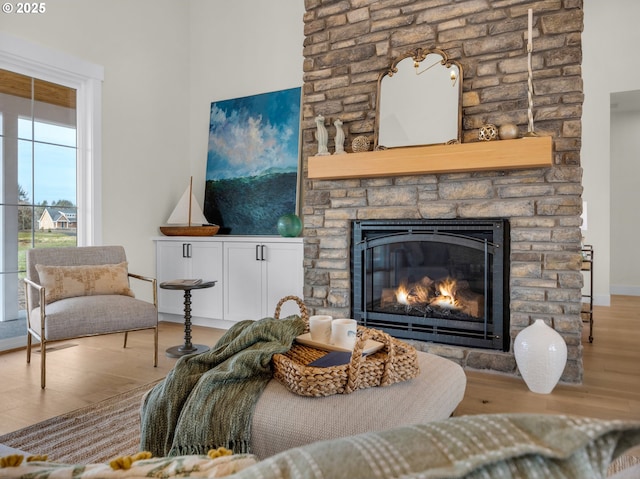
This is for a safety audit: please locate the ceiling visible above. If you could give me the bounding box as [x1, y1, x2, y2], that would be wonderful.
[0, 69, 76, 109]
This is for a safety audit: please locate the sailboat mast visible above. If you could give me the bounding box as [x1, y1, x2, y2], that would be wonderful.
[188, 176, 193, 227]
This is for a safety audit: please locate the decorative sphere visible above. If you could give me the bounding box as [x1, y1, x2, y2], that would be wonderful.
[499, 123, 519, 140]
[351, 135, 371, 152]
[478, 124, 498, 141]
[277, 214, 303, 237]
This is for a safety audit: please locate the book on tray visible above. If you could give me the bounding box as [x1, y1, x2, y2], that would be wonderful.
[164, 279, 202, 286]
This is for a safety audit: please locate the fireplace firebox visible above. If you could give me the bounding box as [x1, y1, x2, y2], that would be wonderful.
[352, 219, 509, 351]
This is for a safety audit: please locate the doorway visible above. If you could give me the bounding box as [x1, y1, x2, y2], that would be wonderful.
[0, 69, 77, 346]
[610, 90, 640, 296]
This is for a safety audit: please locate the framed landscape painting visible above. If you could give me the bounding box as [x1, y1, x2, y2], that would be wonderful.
[204, 87, 302, 235]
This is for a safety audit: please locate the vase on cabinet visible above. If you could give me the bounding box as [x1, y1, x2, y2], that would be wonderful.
[514, 319, 567, 394]
[277, 214, 302, 237]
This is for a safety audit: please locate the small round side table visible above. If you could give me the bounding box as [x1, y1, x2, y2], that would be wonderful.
[159, 280, 217, 358]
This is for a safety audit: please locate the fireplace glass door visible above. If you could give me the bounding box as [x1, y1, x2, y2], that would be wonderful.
[352, 220, 508, 351]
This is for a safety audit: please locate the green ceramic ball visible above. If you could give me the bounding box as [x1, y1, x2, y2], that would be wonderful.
[277, 214, 302, 237]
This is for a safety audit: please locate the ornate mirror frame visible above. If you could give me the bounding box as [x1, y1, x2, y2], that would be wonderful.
[375, 48, 463, 149]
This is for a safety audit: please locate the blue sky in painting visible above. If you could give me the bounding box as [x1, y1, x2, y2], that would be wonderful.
[206, 87, 301, 180]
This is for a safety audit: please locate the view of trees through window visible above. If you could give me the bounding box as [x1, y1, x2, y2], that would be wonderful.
[0, 69, 77, 336]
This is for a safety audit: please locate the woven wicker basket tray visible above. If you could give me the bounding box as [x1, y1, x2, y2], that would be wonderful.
[272, 296, 420, 397]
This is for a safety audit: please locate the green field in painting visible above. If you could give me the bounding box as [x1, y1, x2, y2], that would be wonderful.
[204, 171, 298, 235]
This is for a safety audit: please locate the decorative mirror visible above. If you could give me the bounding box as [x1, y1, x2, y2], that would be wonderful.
[375, 48, 463, 149]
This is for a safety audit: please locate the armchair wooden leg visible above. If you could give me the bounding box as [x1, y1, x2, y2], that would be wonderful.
[123, 332, 128, 348]
[154, 326, 158, 367]
[26, 333, 32, 364]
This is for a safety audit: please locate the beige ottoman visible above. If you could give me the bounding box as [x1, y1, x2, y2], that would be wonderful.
[251, 350, 467, 459]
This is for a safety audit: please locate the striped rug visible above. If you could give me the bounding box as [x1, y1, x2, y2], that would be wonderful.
[0, 380, 161, 464]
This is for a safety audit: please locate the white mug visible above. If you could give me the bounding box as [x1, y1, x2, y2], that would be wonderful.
[331, 318, 357, 350]
[309, 315, 333, 343]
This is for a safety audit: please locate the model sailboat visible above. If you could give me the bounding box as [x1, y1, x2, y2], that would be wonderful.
[159, 177, 220, 236]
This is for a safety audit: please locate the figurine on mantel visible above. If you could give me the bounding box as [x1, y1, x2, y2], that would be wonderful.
[315, 115, 330, 156]
[333, 118, 346, 154]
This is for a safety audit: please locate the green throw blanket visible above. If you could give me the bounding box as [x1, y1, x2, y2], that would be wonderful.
[139, 315, 306, 457]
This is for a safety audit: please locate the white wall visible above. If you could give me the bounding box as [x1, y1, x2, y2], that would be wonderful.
[582, 0, 640, 305]
[0, 0, 304, 280]
[186, 0, 305, 202]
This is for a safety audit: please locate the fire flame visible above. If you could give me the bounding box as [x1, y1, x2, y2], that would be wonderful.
[433, 278, 458, 309]
[396, 286, 410, 305]
[395, 277, 459, 309]
[395, 281, 432, 305]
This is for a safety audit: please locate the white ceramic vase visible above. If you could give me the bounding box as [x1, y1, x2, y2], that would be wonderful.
[514, 319, 567, 394]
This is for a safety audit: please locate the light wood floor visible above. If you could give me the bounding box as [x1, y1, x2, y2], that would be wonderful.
[455, 295, 640, 420]
[0, 296, 638, 436]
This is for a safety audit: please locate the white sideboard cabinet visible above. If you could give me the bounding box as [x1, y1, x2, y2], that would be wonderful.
[223, 239, 304, 321]
[154, 236, 303, 326]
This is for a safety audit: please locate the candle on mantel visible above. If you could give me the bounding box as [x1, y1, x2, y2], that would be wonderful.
[528, 8, 533, 51]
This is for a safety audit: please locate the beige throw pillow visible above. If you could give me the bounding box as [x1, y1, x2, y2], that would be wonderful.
[35, 262, 134, 304]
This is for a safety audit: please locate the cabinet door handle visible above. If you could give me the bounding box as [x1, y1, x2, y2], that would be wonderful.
[261, 244, 266, 261]
[183, 243, 192, 258]
[256, 244, 261, 261]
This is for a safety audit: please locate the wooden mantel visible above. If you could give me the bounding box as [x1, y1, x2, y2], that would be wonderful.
[308, 136, 553, 180]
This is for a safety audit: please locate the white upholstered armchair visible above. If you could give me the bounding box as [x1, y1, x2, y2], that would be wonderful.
[23, 245, 158, 388]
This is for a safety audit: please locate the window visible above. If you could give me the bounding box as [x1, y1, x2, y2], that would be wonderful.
[1, 70, 78, 329]
[0, 33, 104, 348]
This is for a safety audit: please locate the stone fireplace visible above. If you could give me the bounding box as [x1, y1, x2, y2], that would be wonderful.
[300, 1, 584, 383]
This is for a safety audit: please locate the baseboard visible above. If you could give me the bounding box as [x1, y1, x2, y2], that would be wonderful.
[610, 284, 640, 296]
[0, 335, 27, 352]
[593, 294, 611, 307]
[583, 294, 611, 307]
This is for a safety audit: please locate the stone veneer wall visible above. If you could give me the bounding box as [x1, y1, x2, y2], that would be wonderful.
[300, 0, 584, 383]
